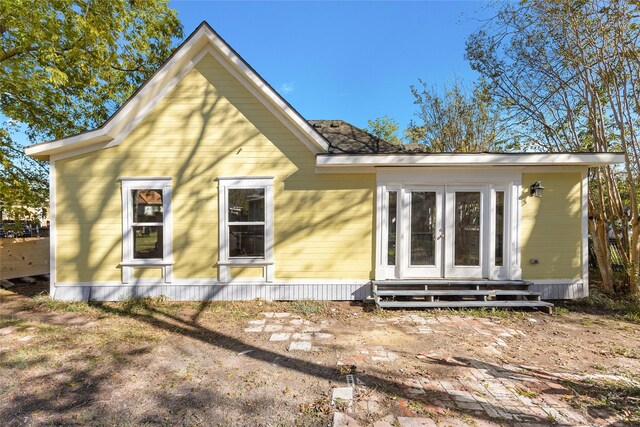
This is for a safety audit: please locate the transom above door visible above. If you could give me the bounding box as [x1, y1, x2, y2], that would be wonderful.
[379, 183, 512, 280]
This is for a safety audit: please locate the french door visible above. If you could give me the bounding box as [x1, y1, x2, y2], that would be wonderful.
[384, 185, 509, 280]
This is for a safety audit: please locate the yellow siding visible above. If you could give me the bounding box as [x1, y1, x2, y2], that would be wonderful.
[133, 268, 163, 280]
[520, 172, 582, 279]
[230, 267, 264, 279]
[55, 53, 375, 283]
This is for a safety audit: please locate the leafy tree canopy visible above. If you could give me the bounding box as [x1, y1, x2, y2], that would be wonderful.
[0, 0, 183, 223]
[367, 115, 402, 145]
[409, 79, 509, 152]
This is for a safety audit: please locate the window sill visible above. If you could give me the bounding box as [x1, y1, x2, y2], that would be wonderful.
[218, 259, 274, 266]
[121, 260, 174, 267]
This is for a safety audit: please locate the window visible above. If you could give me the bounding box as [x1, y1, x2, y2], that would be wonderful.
[495, 191, 505, 267]
[228, 188, 265, 258]
[218, 177, 274, 282]
[387, 191, 397, 266]
[132, 189, 164, 259]
[120, 178, 172, 283]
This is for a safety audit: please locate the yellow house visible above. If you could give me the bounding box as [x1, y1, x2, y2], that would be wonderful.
[26, 22, 623, 306]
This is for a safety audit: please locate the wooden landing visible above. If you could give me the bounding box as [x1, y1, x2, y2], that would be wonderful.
[377, 300, 554, 310]
[372, 279, 553, 313]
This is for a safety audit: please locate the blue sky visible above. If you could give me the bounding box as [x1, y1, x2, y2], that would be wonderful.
[8, 1, 494, 146]
[170, 1, 495, 134]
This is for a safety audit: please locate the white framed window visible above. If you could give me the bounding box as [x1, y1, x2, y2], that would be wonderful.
[218, 177, 274, 283]
[120, 178, 173, 284]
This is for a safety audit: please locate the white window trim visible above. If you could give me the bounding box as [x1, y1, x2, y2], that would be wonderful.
[120, 178, 173, 284]
[218, 177, 274, 283]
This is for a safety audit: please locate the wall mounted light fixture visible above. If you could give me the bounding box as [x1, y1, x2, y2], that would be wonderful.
[530, 181, 544, 197]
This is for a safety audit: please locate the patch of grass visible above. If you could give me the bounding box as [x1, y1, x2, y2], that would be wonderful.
[613, 347, 640, 359]
[26, 293, 98, 314]
[298, 394, 332, 420]
[407, 400, 436, 417]
[206, 301, 261, 320]
[558, 288, 640, 323]
[289, 300, 329, 317]
[117, 296, 158, 313]
[553, 306, 569, 316]
[563, 378, 640, 424]
[512, 386, 538, 399]
[0, 318, 28, 329]
[0, 347, 49, 370]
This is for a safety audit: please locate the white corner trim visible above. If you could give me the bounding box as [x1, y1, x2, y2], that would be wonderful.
[581, 170, 589, 297]
[25, 24, 329, 161]
[49, 159, 56, 296]
[317, 153, 625, 168]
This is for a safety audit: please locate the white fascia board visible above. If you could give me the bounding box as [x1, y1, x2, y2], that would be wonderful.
[25, 23, 328, 161]
[24, 27, 207, 160]
[25, 133, 113, 161]
[316, 153, 625, 168]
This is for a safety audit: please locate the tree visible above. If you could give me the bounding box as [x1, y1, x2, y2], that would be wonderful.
[367, 115, 402, 145]
[0, 0, 183, 223]
[466, 0, 640, 295]
[409, 79, 508, 152]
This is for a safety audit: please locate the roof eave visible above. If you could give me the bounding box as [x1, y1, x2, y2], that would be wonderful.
[315, 153, 626, 168]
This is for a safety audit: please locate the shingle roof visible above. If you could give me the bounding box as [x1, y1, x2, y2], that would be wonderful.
[308, 120, 426, 154]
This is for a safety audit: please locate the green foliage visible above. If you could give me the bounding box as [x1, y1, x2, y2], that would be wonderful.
[559, 288, 640, 323]
[0, 0, 183, 220]
[0, 123, 47, 223]
[409, 79, 509, 152]
[367, 115, 402, 145]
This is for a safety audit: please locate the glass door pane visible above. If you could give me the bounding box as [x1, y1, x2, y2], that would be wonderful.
[387, 191, 397, 265]
[495, 191, 504, 266]
[454, 192, 481, 266]
[410, 191, 437, 265]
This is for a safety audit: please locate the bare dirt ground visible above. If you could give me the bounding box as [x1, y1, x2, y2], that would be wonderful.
[1, 282, 639, 426]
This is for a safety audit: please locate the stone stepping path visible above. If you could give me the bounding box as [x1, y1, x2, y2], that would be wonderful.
[397, 359, 590, 425]
[244, 312, 334, 352]
[337, 346, 399, 366]
[372, 314, 527, 355]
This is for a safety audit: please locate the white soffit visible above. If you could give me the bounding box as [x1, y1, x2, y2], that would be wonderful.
[25, 22, 329, 161]
[316, 153, 626, 168]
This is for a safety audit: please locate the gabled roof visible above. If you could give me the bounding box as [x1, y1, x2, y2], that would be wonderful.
[25, 22, 330, 161]
[309, 120, 426, 154]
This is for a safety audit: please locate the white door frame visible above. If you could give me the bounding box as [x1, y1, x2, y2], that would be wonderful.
[375, 167, 522, 281]
[400, 186, 444, 279]
[444, 186, 487, 278]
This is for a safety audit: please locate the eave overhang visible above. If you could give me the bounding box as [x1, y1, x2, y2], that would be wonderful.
[315, 152, 626, 170]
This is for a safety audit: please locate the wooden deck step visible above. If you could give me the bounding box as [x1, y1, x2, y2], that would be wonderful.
[376, 299, 553, 312]
[373, 279, 532, 287]
[374, 290, 540, 297]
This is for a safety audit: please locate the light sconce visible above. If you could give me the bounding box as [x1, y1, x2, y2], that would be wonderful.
[530, 181, 544, 198]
